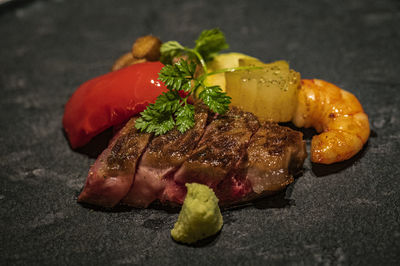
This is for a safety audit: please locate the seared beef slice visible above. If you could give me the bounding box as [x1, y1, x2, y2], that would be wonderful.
[78, 108, 306, 208]
[245, 122, 307, 194]
[173, 107, 260, 190]
[123, 103, 209, 207]
[78, 117, 151, 207]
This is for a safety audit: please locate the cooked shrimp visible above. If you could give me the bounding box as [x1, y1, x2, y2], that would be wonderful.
[292, 79, 370, 164]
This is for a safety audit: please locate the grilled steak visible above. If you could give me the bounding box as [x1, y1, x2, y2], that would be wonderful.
[122, 103, 209, 207]
[77, 117, 151, 208]
[245, 122, 307, 194]
[174, 107, 260, 188]
[164, 121, 307, 206]
[78, 107, 307, 208]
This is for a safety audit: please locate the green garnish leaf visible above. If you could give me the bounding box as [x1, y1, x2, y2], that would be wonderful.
[198, 86, 231, 114]
[160, 41, 185, 65]
[159, 28, 228, 65]
[175, 104, 195, 133]
[158, 59, 196, 92]
[135, 104, 176, 135]
[153, 91, 181, 113]
[195, 28, 229, 62]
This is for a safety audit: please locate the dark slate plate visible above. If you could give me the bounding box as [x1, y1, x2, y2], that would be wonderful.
[1, 0, 399, 265]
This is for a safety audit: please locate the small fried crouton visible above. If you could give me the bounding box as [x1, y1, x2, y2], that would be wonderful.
[132, 35, 161, 61]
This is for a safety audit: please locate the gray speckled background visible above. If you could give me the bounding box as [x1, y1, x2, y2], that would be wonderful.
[1, 0, 399, 265]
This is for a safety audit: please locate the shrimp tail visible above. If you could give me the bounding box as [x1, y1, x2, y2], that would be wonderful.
[293, 79, 370, 164]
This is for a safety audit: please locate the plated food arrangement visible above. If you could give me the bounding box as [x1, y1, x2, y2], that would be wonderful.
[63, 29, 370, 243]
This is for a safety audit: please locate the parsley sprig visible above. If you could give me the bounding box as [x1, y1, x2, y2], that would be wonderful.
[135, 60, 200, 134]
[135, 57, 230, 134]
[160, 28, 229, 72]
[135, 28, 258, 135]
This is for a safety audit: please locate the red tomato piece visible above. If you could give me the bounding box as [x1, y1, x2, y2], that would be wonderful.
[63, 62, 167, 148]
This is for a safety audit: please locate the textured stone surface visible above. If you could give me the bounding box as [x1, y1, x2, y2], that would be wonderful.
[1, 0, 399, 265]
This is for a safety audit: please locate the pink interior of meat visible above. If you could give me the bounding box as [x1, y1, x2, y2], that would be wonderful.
[77, 139, 134, 208]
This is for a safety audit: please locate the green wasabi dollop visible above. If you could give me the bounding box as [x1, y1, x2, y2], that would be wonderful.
[171, 183, 223, 244]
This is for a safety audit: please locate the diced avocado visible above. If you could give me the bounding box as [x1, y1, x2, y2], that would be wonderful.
[171, 183, 223, 244]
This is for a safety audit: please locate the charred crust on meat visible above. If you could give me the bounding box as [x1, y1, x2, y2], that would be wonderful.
[249, 122, 304, 156]
[145, 102, 209, 162]
[105, 119, 151, 174]
[107, 131, 139, 172]
[186, 107, 260, 169]
[246, 121, 307, 186]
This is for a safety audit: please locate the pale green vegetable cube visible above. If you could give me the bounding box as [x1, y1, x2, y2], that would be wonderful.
[225, 59, 300, 122]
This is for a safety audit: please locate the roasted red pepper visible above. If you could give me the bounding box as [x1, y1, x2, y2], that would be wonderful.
[63, 62, 167, 148]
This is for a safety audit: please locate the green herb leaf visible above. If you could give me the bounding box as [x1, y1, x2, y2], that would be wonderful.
[160, 41, 185, 65]
[195, 28, 229, 62]
[160, 28, 228, 65]
[198, 85, 231, 114]
[158, 59, 196, 92]
[175, 104, 195, 133]
[153, 91, 181, 113]
[135, 104, 176, 135]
